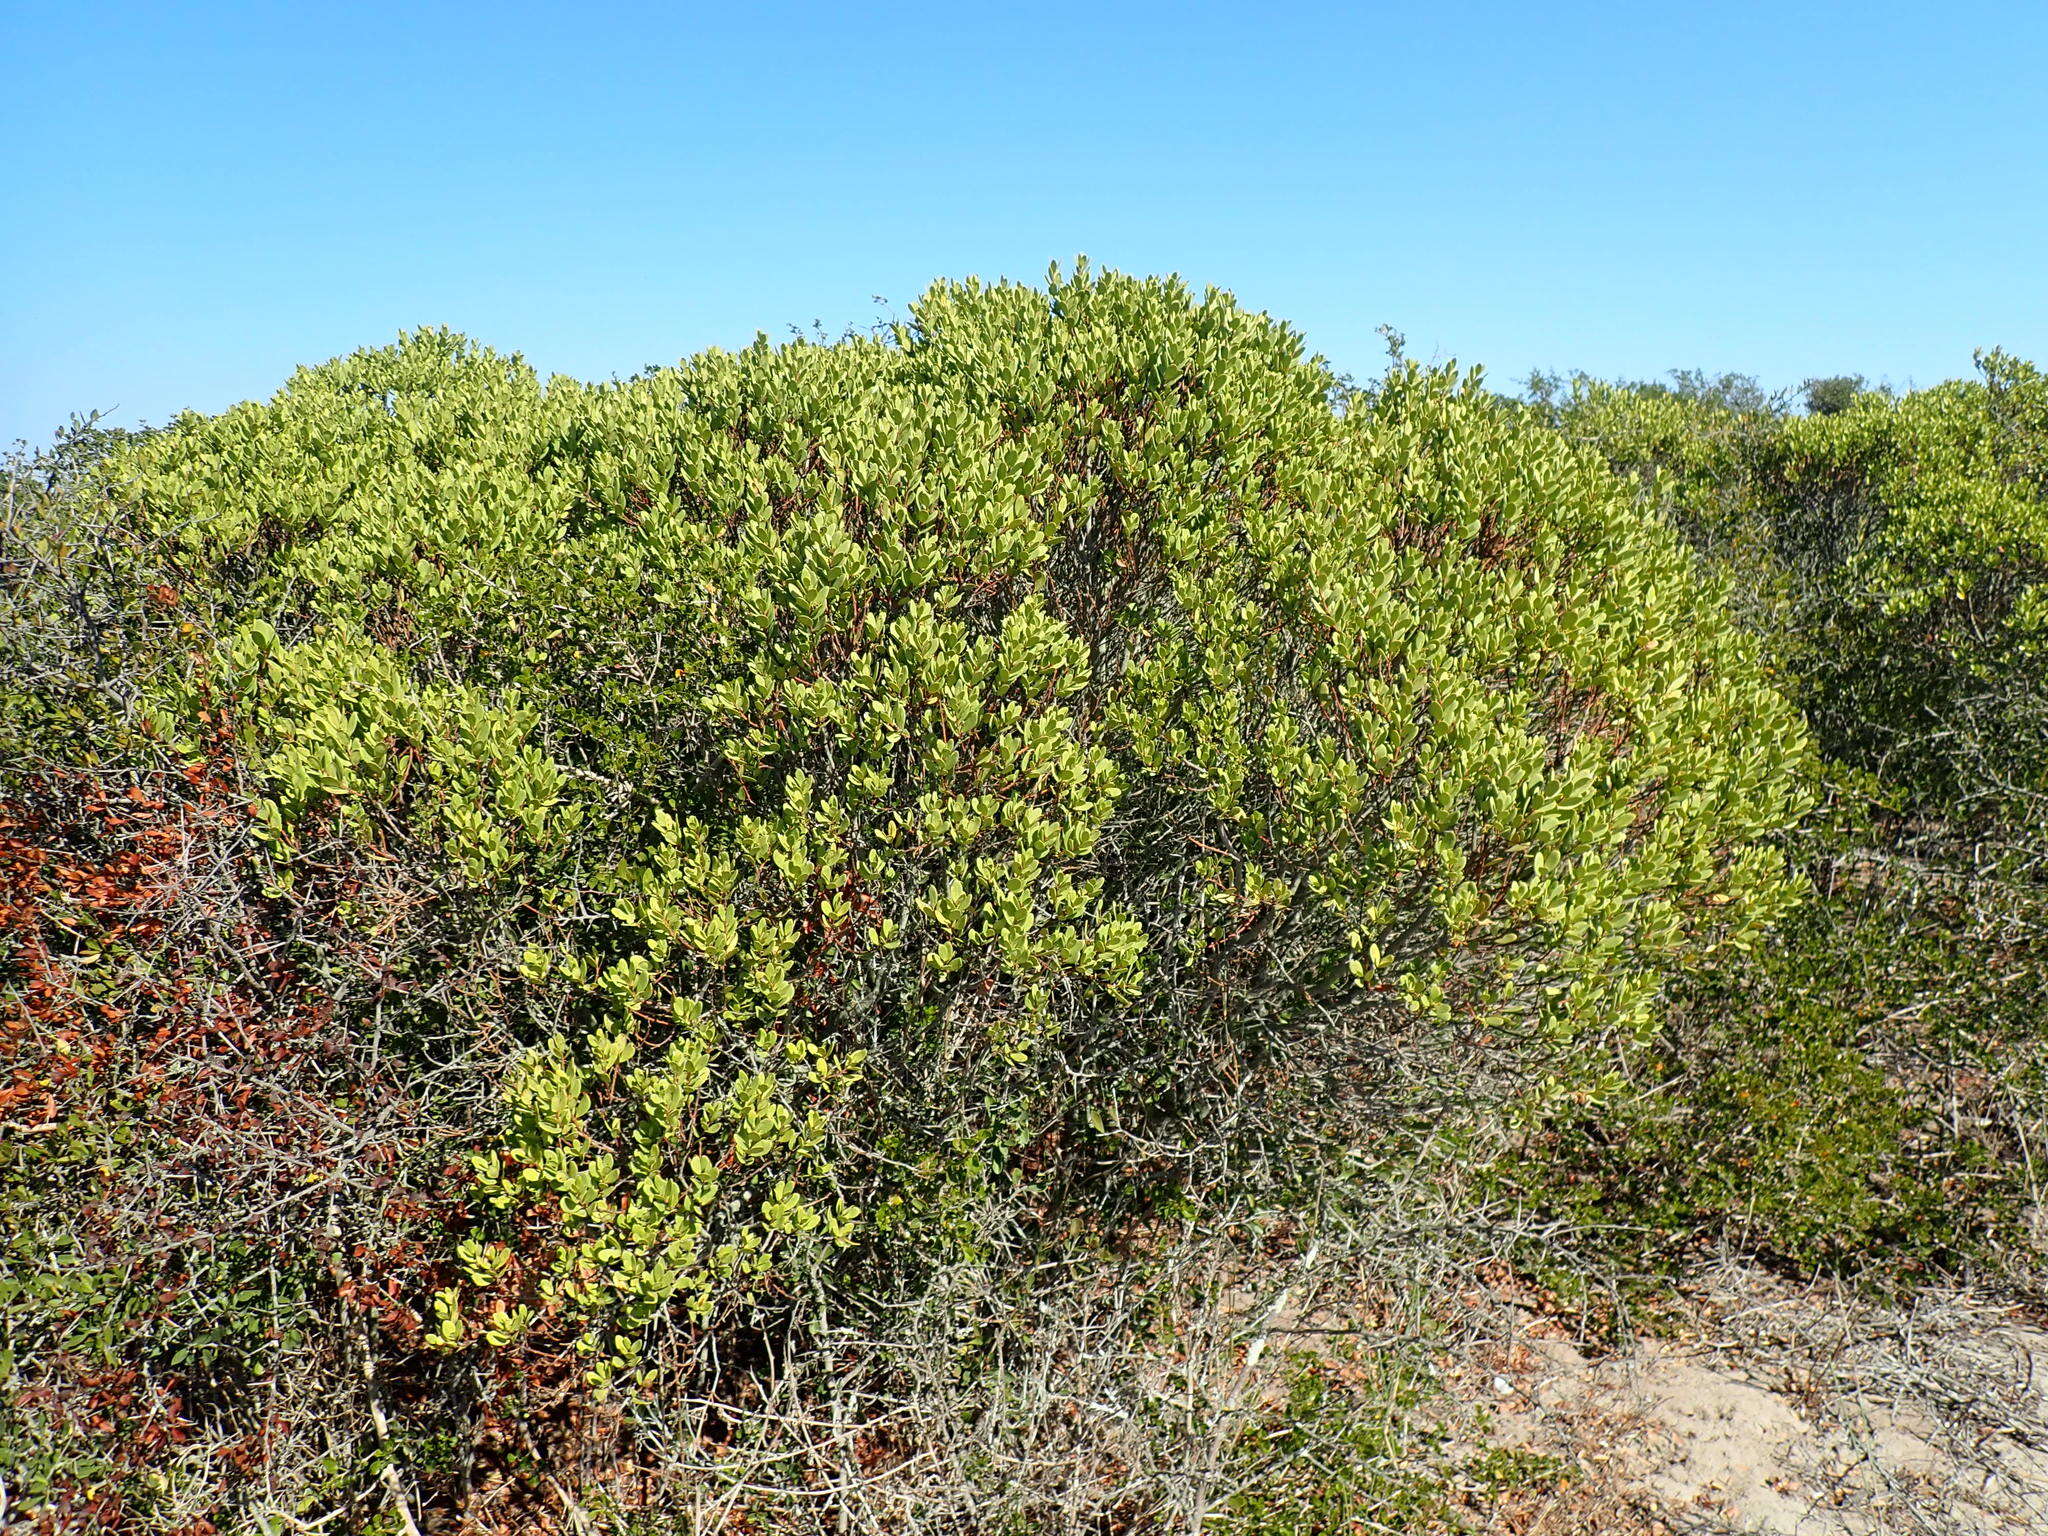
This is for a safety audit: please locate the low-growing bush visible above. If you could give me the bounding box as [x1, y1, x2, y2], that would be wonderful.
[1502, 811, 2042, 1286]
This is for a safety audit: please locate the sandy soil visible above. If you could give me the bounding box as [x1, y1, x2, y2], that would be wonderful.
[1460, 1266, 2048, 1534]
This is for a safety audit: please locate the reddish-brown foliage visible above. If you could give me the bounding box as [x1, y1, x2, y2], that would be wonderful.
[0, 752, 471, 1529]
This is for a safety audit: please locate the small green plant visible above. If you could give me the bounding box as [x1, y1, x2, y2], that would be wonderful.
[1219, 1351, 1451, 1534]
[1218, 1349, 1574, 1534]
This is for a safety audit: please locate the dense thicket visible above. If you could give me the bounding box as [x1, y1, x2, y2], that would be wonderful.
[1510, 356, 2048, 1282]
[16, 267, 2038, 1533]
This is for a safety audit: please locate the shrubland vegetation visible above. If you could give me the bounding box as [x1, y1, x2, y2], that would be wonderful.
[1508, 357, 2048, 1286]
[1, 266, 2040, 1532]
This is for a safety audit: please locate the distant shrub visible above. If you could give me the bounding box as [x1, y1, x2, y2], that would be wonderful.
[1552, 350, 2047, 835]
[1801, 374, 1868, 417]
[5, 267, 1806, 1527]
[1775, 353, 2048, 836]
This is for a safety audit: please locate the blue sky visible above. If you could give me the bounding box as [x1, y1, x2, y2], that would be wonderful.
[6, 1, 2045, 443]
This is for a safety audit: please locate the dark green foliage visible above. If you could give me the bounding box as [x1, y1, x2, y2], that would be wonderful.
[1506, 818, 2040, 1283]
[1801, 374, 1869, 416]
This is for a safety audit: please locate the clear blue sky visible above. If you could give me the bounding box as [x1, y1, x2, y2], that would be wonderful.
[6, 1, 2046, 443]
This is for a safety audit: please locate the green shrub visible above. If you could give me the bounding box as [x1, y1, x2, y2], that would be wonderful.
[1774, 354, 2048, 838]
[1801, 375, 1870, 417]
[1550, 350, 2047, 837]
[1502, 822, 2041, 1284]
[1521, 354, 2048, 1289]
[6, 266, 1807, 1525]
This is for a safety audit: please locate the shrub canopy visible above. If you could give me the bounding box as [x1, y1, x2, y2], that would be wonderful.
[1546, 350, 2048, 841]
[91, 267, 1811, 1384]
[1774, 352, 2048, 830]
